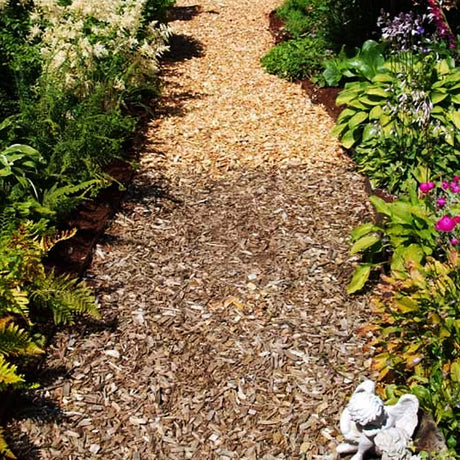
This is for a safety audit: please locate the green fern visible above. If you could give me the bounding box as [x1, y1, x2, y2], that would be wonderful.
[0, 355, 24, 389]
[0, 319, 43, 357]
[31, 271, 100, 325]
[0, 426, 16, 459]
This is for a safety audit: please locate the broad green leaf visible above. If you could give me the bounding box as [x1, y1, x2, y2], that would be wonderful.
[340, 128, 357, 149]
[393, 295, 419, 313]
[369, 105, 383, 120]
[430, 90, 448, 104]
[369, 195, 392, 216]
[451, 93, 460, 104]
[348, 111, 368, 129]
[330, 122, 348, 138]
[350, 233, 381, 255]
[366, 86, 389, 98]
[372, 72, 394, 83]
[450, 110, 460, 129]
[347, 264, 372, 294]
[351, 222, 380, 240]
[336, 108, 357, 124]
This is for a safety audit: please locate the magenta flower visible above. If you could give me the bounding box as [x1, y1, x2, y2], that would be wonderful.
[442, 181, 450, 190]
[454, 216, 460, 224]
[450, 183, 460, 193]
[437, 197, 447, 208]
[451, 238, 459, 245]
[419, 182, 435, 193]
[435, 216, 457, 232]
[454, 175, 460, 183]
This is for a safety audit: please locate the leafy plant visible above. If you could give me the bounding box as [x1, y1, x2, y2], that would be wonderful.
[322, 40, 386, 87]
[371, 251, 460, 450]
[348, 189, 438, 293]
[332, 54, 460, 193]
[261, 36, 328, 81]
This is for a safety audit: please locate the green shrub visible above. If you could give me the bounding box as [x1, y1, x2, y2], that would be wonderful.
[261, 36, 327, 80]
[371, 252, 460, 450]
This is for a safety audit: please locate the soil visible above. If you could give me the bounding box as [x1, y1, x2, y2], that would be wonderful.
[45, 160, 134, 277]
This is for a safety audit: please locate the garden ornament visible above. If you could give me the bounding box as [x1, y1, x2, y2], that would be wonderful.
[336, 380, 420, 460]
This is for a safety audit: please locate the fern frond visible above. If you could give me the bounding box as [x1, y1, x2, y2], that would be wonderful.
[0, 283, 29, 320]
[0, 320, 43, 357]
[31, 271, 100, 325]
[38, 228, 77, 253]
[41, 178, 106, 211]
[0, 355, 24, 388]
[0, 426, 16, 459]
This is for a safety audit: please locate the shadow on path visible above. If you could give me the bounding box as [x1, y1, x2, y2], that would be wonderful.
[167, 5, 202, 21]
[163, 33, 205, 62]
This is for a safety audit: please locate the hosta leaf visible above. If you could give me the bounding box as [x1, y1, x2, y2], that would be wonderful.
[366, 86, 389, 98]
[347, 264, 372, 294]
[350, 233, 381, 254]
[372, 72, 394, 83]
[330, 122, 348, 138]
[369, 105, 383, 120]
[340, 128, 357, 149]
[336, 108, 357, 124]
[450, 110, 460, 129]
[430, 90, 448, 104]
[348, 111, 368, 129]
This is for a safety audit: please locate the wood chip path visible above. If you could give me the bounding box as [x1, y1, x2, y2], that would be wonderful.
[9, 0, 375, 458]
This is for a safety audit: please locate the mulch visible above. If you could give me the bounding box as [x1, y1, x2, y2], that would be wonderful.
[5, 0, 379, 458]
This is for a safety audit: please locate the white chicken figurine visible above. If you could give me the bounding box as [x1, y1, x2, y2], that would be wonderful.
[337, 380, 420, 460]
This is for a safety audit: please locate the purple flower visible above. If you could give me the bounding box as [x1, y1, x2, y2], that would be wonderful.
[442, 181, 450, 190]
[437, 197, 447, 208]
[419, 182, 435, 193]
[435, 216, 457, 232]
[451, 237, 459, 245]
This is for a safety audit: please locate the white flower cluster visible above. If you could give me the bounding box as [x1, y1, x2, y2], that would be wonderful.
[31, 0, 171, 94]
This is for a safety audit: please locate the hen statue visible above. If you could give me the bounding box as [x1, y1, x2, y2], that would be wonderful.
[336, 380, 420, 460]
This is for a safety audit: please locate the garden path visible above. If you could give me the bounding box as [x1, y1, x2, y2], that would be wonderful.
[12, 0, 374, 458]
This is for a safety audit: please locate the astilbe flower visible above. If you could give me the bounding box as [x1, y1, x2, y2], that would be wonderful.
[32, 0, 171, 96]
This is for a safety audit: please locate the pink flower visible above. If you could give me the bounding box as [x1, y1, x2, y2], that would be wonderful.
[419, 182, 435, 193]
[454, 216, 460, 224]
[451, 238, 459, 245]
[437, 197, 447, 208]
[435, 216, 457, 232]
[442, 181, 450, 190]
[454, 175, 460, 183]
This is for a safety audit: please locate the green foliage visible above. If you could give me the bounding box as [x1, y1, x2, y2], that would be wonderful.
[348, 186, 439, 293]
[31, 271, 100, 326]
[332, 55, 460, 193]
[141, 0, 176, 26]
[261, 36, 327, 81]
[322, 40, 386, 86]
[275, 0, 325, 39]
[371, 252, 460, 449]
